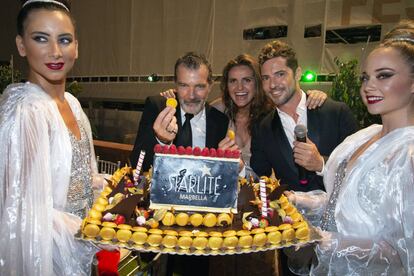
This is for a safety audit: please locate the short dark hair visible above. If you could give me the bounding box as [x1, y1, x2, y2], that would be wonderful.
[258, 40, 298, 72]
[174, 52, 213, 84]
[17, 0, 75, 36]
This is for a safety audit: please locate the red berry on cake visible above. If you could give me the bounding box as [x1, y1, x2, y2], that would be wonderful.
[185, 146, 193, 155]
[209, 148, 217, 157]
[193, 147, 201, 156]
[154, 144, 162, 153]
[177, 146, 186, 155]
[216, 148, 224, 157]
[201, 147, 210, 156]
[162, 145, 170, 154]
[232, 150, 241, 159]
[169, 144, 178, 154]
[224, 149, 232, 158]
[114, 214, 126, 225]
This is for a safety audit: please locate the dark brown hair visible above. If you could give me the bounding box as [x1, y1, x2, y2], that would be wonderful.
[258, 40, 298, 73]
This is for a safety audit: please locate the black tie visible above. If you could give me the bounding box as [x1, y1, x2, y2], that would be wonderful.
[176, 113, 194, 147]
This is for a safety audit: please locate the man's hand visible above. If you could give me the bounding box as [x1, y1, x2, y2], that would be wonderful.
[293, 137, 324, 172]
[153, 106, 178, 144]
[160, 88, 176, 99]
[306, 90, 327, 109]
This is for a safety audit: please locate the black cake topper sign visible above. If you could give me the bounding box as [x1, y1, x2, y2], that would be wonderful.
[150, 154, 239, 213]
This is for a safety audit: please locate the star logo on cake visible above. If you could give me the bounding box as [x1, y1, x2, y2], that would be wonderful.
[200, 165, 212, 176]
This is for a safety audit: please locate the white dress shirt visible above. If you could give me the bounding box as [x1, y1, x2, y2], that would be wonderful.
[180, 107, 206, 148]
[276, 90, 308, 148]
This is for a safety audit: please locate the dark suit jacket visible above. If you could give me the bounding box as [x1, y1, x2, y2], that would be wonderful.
[250, 98, 358, 192]
[130, 95, 229, 171]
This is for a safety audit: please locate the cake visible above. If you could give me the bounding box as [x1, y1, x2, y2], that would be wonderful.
[80, 145, 311, 253]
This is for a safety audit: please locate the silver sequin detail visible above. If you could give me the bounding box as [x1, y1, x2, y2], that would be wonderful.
[320, 159, 348, 231]
[65, 121, 94, 218]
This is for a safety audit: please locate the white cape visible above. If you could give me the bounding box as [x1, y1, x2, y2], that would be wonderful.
[0, 83, 98, 275]
[312, 125, 414, 275]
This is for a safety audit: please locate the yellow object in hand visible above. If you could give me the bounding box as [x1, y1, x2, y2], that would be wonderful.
[227, 130, 235, 140]
[166, 98, 178, 108]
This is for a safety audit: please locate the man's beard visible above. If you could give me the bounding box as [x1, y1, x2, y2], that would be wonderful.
[180, 99, 205, 115]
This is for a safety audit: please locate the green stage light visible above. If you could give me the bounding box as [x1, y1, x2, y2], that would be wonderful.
[301, 70, 316, 82]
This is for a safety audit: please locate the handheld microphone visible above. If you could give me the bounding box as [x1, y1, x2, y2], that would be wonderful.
[294, 124, 308, 185]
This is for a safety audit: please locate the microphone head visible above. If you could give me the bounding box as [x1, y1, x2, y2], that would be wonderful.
[294, 124, 307, 139]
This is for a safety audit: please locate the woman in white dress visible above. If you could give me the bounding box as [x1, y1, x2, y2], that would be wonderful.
[0, 1, 102, 275]
[288, 20, 414, 275]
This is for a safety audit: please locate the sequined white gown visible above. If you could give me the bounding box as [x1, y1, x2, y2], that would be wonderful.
[295, 124, 414, 275]
[0, 83, 99, 275]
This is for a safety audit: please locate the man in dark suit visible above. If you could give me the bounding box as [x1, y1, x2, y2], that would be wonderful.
[130, 52, 230, 171]
[250, 40, 358, 275]
[130, 52, 234, 276]
[251, 40, 358, 191]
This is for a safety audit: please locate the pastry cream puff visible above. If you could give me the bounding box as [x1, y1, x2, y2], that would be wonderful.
[278, 223, 293, 231]
[252, 233, 267, 247]
[292, 221, 308, 229]
[290, 212, 303, 223]
[147, 234, 163, 247]
[295, 227, 310, 240]
[190, 213, 203, 227]
[208, 236, 223, 250]
[88, 209, 102, 220]
[162, 235, 178, 248]
[203, 213, 217, 228]
[92, 203, 106, 212]
[96, 197, 109, 206]
[282, 228, 295, 242]
[131, 231, 148, 245]
[237, 235, 253, 248]
[175, 213, 189, 226]
[267, 230, 282, 245]
[223, 236, 238, 249]
[192, 237, 208, 250]
[162, 211, 175, 226]
[83, 224, 100, 238]
[116, 229, 132, 243]
[177, 236, 193, 249]
[100, 227, 116, 241]
[101, 221, 117, 228]
[217, 213, 232, 226]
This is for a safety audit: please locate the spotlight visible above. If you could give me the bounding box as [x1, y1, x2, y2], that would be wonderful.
[148, 73, 160, 82]
[301, 70, 316, 82]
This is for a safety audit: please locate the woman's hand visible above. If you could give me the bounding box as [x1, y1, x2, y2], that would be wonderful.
[315, 227, 333, 251]
[306, 90, 327, 109]
[218, 136, 239, 151]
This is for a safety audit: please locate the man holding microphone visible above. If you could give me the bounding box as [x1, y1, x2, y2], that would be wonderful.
[250, 40, 358, 192]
